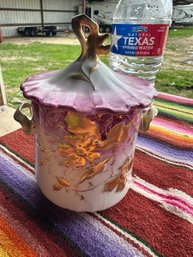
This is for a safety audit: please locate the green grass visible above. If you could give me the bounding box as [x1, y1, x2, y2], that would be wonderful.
[0, 43, 81, 105]
[0, 27, 193, 107]
[168, 26, 193, 38]
[156, 70, 193, 98]
[155, 27, 193, 98]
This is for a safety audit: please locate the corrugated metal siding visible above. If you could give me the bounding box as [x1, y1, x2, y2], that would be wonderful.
[0, 0, 81, 37]
[0, 11, 41, 24]
[43, 12, 74, 24]
[43, 0, 80, 29]
[1, 26, 22, 37]
[0, 0, 40, 9]
[43, 0, 79, 11]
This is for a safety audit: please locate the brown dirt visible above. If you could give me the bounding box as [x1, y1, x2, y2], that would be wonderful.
[162, 35, 193, 70]
[4, 32, 79, 45]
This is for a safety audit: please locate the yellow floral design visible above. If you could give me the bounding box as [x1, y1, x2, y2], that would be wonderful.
[58, 112, 101, 169]
[104, 157, 133, 192]
[98, 122, 131, 150]
[55, 112, 133, 191]
[53, 176, 71, 191]
[80, 157, 111, 184]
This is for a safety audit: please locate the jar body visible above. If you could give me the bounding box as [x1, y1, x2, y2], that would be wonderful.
[32, 102, 142, 212]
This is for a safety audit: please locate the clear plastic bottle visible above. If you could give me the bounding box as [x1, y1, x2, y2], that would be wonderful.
[110, 0, 173, 83]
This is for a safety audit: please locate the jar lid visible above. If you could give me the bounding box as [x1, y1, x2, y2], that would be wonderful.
[21, 14, 157, 114]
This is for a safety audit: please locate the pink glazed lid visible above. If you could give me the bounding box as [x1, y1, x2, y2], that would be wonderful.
[21, 15, 157, 114]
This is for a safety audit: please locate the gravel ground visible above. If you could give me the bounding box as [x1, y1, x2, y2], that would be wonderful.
[3, 32, 79, 45]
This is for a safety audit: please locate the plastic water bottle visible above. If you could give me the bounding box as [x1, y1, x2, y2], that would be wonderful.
[110, 0, 173, 83]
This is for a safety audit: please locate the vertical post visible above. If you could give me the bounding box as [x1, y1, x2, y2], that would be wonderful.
[0, 26, 3, 43]
[40, 0, 44, 28]
[0, 65, 7, 106]
[82, 0, 86, 14]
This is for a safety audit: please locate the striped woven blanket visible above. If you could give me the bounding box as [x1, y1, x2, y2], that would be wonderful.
[0, 92, 193, 257]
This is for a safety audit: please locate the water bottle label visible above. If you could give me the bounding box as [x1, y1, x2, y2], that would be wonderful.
[111, 24, 169, 57]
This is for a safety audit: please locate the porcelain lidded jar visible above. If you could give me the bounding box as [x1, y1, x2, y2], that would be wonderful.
[14, 14, 157, 212]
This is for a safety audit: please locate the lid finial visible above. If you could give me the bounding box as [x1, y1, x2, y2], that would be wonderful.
[72, 14, 110, 59]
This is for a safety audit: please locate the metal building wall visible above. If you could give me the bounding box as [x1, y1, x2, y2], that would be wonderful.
[0, 0, 40, 37]
[0, 0, 81, 37]
[42, 0, 81, 31]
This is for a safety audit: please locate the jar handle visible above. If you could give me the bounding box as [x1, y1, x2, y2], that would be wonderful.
[139, 105, 158, 132]
[14, 102, 35, 135]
